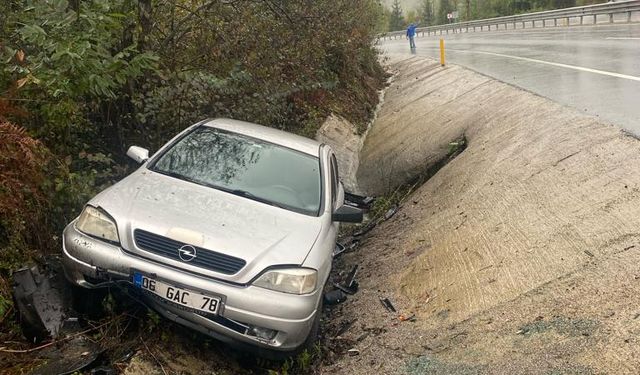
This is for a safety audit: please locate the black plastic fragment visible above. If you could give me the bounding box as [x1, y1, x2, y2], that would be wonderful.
[13, 265, 66, 343]
[380, 297, 396, 313]
[345, 192, 375, 210]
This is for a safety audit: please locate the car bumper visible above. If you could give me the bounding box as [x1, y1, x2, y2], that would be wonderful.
[61, 222, 320, 351]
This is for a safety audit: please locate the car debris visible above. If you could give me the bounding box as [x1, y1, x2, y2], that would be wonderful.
[333, 238, 360, 258]
[31, 336, 102, 375]
[334, 265, 359, 295]
[379, 297, 396, 313]
[333, 243, 347, 258]
[324, 289, 348, 305]
[345, 192, 375, 210]
[13, 264, 67, 343]
[384, 205, 398, 220]
[347, 348, 360, 356]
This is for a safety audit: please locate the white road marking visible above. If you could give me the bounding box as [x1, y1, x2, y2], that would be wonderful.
[605, 37, 640, 40]
[441, 48, 640, 82]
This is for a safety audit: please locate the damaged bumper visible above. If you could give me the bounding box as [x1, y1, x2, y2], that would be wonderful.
[61, 222, 319, 351]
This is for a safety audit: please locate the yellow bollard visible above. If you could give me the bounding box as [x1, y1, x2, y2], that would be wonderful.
[439, 39, 445, 67]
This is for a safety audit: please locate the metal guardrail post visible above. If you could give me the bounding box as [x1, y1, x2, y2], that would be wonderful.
[593, 14, 597, 23]
[609, 13, 614, 22]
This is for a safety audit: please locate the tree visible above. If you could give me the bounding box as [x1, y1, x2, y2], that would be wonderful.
[388, 0, 406, 31]
[420, 0, 434, 26]
[437, 0, 455, 24]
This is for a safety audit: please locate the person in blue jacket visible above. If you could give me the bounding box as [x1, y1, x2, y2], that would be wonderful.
[406, 23, 417, 49]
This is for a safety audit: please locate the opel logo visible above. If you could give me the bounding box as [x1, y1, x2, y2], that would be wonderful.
[178, 244, 197, 262]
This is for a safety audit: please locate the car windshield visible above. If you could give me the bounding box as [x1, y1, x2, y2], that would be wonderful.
[150, 126, 322, 216]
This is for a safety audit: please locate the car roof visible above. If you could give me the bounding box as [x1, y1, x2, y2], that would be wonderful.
[202, 118, 322, 157]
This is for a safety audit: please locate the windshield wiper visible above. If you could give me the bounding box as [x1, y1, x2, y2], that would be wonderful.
[229, 189, 286, 209]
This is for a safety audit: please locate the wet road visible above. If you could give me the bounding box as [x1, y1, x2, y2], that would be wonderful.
[381, 23, 640, 135]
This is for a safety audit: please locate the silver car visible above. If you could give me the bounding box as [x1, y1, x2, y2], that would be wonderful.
[61, 118, 362, 354]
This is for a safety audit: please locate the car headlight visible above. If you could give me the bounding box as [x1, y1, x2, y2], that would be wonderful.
[253, 268, 317, 295]
[75, 205, 120, 244]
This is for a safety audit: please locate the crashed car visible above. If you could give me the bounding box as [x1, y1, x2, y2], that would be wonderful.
[61, 118, 362, 354]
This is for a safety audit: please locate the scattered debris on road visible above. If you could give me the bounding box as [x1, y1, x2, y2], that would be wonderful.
[334, 265, 359, 295]
[325, 289, 348, 305]
[379, 297, 396, 313]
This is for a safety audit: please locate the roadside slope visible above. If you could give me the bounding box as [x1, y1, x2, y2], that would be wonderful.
[331, 54, 640, 374]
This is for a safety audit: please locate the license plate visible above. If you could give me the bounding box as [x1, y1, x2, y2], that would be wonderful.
[133, 273, 221, 315]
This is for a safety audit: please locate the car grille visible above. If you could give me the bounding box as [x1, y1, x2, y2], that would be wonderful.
[133, 229, 246, 275]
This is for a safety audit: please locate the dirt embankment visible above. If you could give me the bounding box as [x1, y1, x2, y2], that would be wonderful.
[324, 54, 640, 374]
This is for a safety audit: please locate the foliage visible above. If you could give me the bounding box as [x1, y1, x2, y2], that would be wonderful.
[421, 0, 436, 26]
[389, 0, 407, 31]
[390, 0, 607, 26]
[0, 0, 386, 268]
[2, 0, 158, 157]
[0, 121, 55, 269]
[130, 0, 386, 147]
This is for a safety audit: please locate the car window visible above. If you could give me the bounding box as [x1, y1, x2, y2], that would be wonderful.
[151, 127, 322, 216]
[330, 154, 339, 207]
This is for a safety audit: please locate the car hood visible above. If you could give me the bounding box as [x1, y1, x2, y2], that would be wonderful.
[88, 168, 322, 284]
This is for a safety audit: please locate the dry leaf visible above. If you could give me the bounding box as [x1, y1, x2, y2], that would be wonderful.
[16, 77, 28, 89]
[16, 50, 25, 63]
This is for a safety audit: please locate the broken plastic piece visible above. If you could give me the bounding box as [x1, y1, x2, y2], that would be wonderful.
[347, 348, 360, 356]
[384, 205, 398, 220]
[31, 336, 102, 375]
[333, 243, 346, 258]
[344, 265, 358, 288]
[379, 297, 396, 313]
[13, 265, 66, 343]
[345, 192, 375, 210]
[334, 265, 359, 295]
[334, 281, 359, 295]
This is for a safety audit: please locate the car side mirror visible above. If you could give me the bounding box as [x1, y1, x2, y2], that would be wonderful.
[332, 204, 363, 223]
[126, 146, 149, 164]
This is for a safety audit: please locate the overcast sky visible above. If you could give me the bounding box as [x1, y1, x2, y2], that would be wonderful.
[381, 0, 422, 12]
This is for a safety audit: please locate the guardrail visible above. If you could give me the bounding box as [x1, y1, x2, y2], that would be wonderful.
[381, 0, 640, 39]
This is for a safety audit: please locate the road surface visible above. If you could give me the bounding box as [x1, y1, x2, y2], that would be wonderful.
[381, 23, 640, 135]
